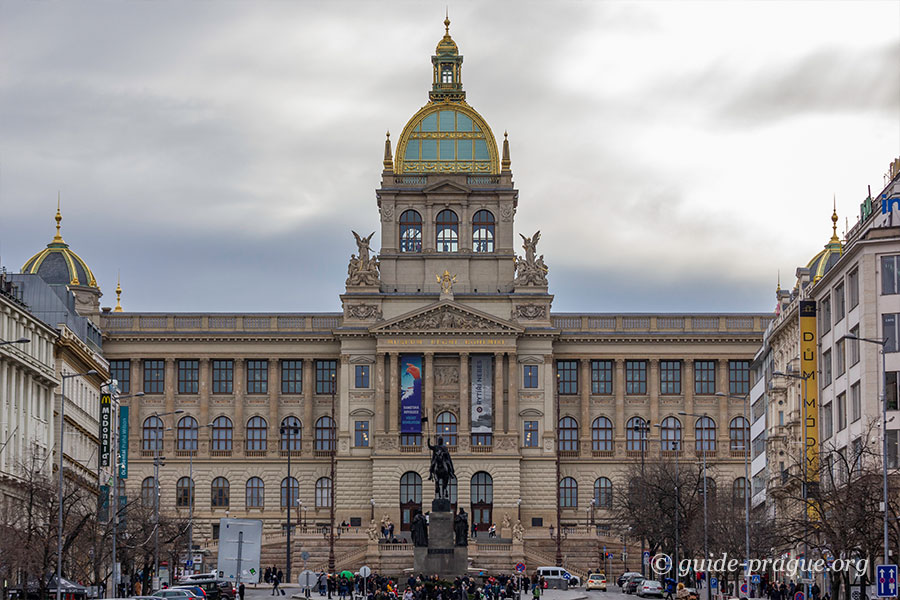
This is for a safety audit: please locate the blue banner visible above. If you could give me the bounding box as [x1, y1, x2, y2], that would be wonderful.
[119, 405, 129, 479]
[400, 354, 423, 433]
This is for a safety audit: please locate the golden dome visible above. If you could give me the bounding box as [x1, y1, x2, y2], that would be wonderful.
[436, 16, 459, 55]
[804, 205, 843, 283]
[21, 203, 98, 289]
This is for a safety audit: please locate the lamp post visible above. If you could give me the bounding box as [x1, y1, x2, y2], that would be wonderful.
[0, 337, 30, 346]
[56, 369, 98, 600]
[185, 422, 214, 576]
[151, 410, 184, 591]
[679, 411, 709, 600]
[280, 420, 301, 582]
[633, 418, 650, 576]
[109, 390, 144, 599]
[717, 391, 751, 597]
[555, 371, 562, 567]
[655, 423, 680, 583]
[842, 334, 889, 564]
[329, 371, 336, 575]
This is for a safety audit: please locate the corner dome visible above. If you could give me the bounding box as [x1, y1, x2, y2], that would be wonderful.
[805, 208, 843, 283]
[22, 206, 98, 289]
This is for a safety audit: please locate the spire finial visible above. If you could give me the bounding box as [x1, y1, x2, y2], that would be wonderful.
[114, 272, 123, 312]
[53, 192, 64, 243]
[830, 195, 840, 243]
[776, 269, 781, 291]
[444, 8, 450, 34]
[501, 131, 511, 173]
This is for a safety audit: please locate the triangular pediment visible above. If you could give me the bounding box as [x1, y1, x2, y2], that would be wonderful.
[370, 301, 523, 335]
[422, 179, 471, 194]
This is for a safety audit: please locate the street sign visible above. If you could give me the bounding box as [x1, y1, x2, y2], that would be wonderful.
[185, 560, 194, 568]
[359, 566, 372, 578]
[298, 570, 317, 588]
[794, 592, 804, 600]
[515, 563, 526, 573]
[877, 564, 898, 598]
[751, 575, 761, 584]
[562, 572, 571, 580]
[710, 578, 718, 589]
[301, 551, 311, 562]
[740, 583, 749, 595]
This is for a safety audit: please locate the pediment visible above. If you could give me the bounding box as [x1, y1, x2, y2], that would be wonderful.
[422, 179, 471, 194]
[519, 408, 544, 417]
[370, 301, 523, 335]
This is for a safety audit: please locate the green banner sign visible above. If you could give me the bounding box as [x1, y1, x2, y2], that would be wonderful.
[119, 405, 129, 479]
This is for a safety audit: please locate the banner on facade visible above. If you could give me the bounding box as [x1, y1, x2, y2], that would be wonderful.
[799, 300, 819, 517]
[400, 354, 423, 433]
[99, 484, 110, 523]
[100, 393, 112, 468]
[471, 355, 493, 433]
[119, 405, 129, 479]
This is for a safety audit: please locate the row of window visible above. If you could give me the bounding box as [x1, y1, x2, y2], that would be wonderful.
[819, 267, 860, 335]
[553, 415, 749, 452]
[110, 359, 340, 395]
[558, 475, 749, 508]
[553, 360, 750, 396]
[399, 209, 495, 253]
[140, 475, 332, 509]
[142, 415, 330, 452]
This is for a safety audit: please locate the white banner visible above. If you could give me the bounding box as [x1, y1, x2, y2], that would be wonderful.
[471, 355, 493, 433]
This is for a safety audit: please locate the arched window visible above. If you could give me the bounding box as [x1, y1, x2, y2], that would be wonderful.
[695, 416, 717, 452]
[281, 477, 299, 509]
[315, 416, 335, 451]
[315, 477, 332, 508]
[177, 416, 198, 451]
[399, 210, 422, 253]
[211, 477, 230, 508]
[436, 412, 458, 447]
[660, 416, 683, 452]
[246, 477, 264, 508]
[435, 209, 459, 252]
[141, 477, 156, 508]
[471, 472, 493, 530]
[559, 477, 578, 508]
[400, 471, 423, 530]
[176, 477, 194, 508]
[246, 416, 267, 451]
[591, 417, 613, 452]
[730, 416, 749, 452]
[594, 477, 613, 508]
[698, 477, 717, 500]
[472, 210, 495, 253]
[211, 416, 233, 451]
[280, 416, 302, 451]
[733, 477, 749, 504]
[626, 416, 648, 452]
[558, 417, 578, 452]
[142, 416, 163, 452]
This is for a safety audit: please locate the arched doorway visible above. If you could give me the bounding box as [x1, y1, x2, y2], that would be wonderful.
[470, 471, 493, 531]
[400, 471, 422, 531]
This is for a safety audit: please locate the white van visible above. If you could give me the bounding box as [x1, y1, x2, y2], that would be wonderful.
[536, 566, 580, 587]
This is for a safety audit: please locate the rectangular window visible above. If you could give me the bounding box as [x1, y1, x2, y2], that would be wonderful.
[400, 433, 422, 447]
[729, 360, 750, 395]
[523, 365, 538, 389]
[659, 360, 682, 395]
[752, 431, 766, 459]
[281, 360, 303, 394]
[889, 431, 900, 470]
[694, 360, 716, 395]
[778, 411, 784, 426]
[821, 296, 831, 334]
[212, 360, 234, 394]
[471, 433, 492, 447]
[836, 392, 846, 432]
[178, 360, 199, 394]
[822, 402, 833, 439]
[556, 360, 578, 395]
[849, 325, 860, 365]
[848, 268, 859, 308]
[143, 360, 164, 394]
[822, 349, 832, 387]
[625, 360, 648, 395]
[524, 421, 539, 448]
[246, 360, 268, 394]
[354, 421, 369, 447]
[109, 360, 130, 394]
[835, 339, 846, 376]
[355, 365, 370, 389]
[591, 360, 613, 395]
[888, 372, 900, 411]
[850, 381, 861, 423]
[316, 360, 337, 394]
[883, 255, 900, 295]
[884, 314, 899, 353]
[834, 282, 845, 323]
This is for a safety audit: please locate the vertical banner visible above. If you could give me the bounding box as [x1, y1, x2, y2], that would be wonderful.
[471, 355, 493, 433]
[100, 393, 112, 468]
[119, 405, 129, 479]
[400, 354, 423, 433]
[98, 484, 110, 522]
[799, 300, 819, 517]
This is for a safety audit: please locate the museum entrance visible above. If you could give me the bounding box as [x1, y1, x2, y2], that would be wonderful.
[470, 471, 493, 532]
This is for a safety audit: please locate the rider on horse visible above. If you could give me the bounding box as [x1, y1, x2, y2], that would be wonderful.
[427, 436, 456, 498]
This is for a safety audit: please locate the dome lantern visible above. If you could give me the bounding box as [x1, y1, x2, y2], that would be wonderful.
[430, 14, 465, 104]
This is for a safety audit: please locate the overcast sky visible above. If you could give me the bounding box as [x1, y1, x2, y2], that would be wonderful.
[1, 1, 898, 314]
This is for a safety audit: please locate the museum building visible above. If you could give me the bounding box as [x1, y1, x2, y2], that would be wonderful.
[27, 21, 772, 572]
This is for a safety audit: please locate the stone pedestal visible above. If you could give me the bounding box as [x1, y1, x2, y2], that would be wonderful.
[413, 500, 468, 578]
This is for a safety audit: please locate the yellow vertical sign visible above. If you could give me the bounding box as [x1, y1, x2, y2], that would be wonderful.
[799, 300, 819, 518]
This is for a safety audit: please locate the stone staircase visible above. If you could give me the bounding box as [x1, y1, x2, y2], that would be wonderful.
[523, 529, 643, 580]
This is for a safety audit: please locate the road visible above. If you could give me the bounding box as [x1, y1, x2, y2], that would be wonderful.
[241, 583, 636, 600]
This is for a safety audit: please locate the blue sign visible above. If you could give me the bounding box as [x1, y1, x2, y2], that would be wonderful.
[710, 578, 718, 589]
[794, 592, 804, 600]
[877, 564, 898, 598]
[741, 583, 749, 595]
[185, 560, 193, 568]
[751, 575, 761, 584]
[562, 572, 571, 580]
[400, 355, 423, 433]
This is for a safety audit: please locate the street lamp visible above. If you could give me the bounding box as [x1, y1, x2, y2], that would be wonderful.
[679, 411, 710, 600]
[655, 423, 680, 583]
[717, 391, 751, 597]
[555, 371, 562, 567]
[0, 337, 30, 346]
[279, 420, 301, 582]
[56, 369, 99, 600]
[633, 418, 651, 576]
[329, 371, 336, 575]
[841, 334, 889, 565]
[151, 410, 184, 591]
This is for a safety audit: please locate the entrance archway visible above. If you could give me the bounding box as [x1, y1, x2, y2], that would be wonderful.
[400, 471, 422, 531]
[470, 471, 493, 532]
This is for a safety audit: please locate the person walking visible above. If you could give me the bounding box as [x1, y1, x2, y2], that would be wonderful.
[273, 571, 281, 596]
[531, 580, 541, 600]
[239, 583, 246, 600]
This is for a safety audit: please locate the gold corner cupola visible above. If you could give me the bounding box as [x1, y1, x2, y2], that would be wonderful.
[22, 201, 99, 289]
[805, 203, 844, 283]
[394, 16, 501, 175]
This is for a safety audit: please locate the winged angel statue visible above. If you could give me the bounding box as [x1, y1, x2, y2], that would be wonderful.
[514, 230, 549, 286]
[346, 231, 381, 286]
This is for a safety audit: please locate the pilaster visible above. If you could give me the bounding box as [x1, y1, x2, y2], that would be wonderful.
[389, 353, 399, 433]
[424, 352, 434, 428]
[303, 359, 314, 450]
[494, 352, 504, 434]
[507, 352, 518, 439]
[615, 359, 625, 437]
[234, 358, 245, 454]
[375, 353, 386, 433]
[580, 359, 590, 442]
[459, 353, 469, 444]
[268, 359, 279, 447]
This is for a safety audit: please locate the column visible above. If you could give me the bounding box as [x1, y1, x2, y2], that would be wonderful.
[340, 355, 351, 433]
[494, 352, 504, 436]
[234, 358, 245, 454]
[0, 359, 6, 472]
[614, 359, 625, 438]
[303, 359, 314, 446]
[389, 353, 399, 434]
[507, 353, 518, 439]
[649, 359, 660, 428]
[543, 356, 554, 437]
[375, 353, 386, 434]
[268, 359, 279, 449]
[424, 353, 434, 429]
[580, 359, 590, 445]
[459, 353, 469, 440]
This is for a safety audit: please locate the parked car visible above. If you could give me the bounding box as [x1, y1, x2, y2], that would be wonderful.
[585, 573, 608, 591]
[152, 591, 200, 600]
[535, 566, 580, 587]
[637, 580, 663, 597]
[623, 576, 644, 595]
[171, 587, 206, 598]
[618, 573, 642, 588]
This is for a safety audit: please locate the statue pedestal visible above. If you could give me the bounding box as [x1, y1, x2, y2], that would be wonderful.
[413, 503, 468, 579]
